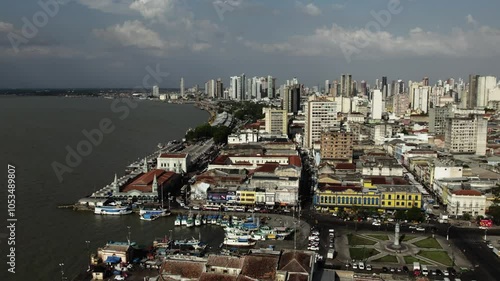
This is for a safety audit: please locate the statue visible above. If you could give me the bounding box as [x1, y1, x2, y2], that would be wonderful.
[394, 222, 401, 249]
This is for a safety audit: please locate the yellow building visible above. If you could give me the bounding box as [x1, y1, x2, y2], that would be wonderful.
[315, 188, 380, 208]
[379, 185, 422, 209]
[315, 184, 422, 210]
[236, 189, 256, 205]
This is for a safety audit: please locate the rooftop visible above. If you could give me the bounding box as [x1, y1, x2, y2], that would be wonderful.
[241, 254, 279, 281]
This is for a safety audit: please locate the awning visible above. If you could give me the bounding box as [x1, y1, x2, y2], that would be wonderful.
[105, 256, 122, 264]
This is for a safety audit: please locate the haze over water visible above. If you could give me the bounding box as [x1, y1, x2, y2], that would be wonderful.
[0, 96, 222, 281]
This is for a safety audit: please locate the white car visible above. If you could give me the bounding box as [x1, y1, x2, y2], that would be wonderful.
[487, 243, 494, 249]
[114, 276, 125, 280]
[366, 265, 372, 271]
[372, 221, 381, 226]
[416, 227, 426, 231]
[352, 263, 358, 269]
[409, 225, 417, 229]
[443, 270, 449, 276]
[308, 246, 319, 251]
[192, 205, 200, 210]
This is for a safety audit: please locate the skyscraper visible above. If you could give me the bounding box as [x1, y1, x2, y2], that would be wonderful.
[152, 85, 160, 97]
[466, 74, 479, 108]
[371, 89, 383, 120]
[477, 76, 497, 107]
[267, 76, 276, 99]
[304, 96, 338, 148]
[340, 74, 352, 96]
[381, 76, 388, 99]
[180, 77, 185, 96]
[325, 80, 330, 93]
[216, 78, 223, 99]
[422, 77, 429, 86]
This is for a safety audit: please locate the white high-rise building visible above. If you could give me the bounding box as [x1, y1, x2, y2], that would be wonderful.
[152, 85, 160, 97]
[477, 76, 497, 107]
[371, 89, 383, 120]
[180, 77, 185, 96]
[325, 80, 330, 93]
[410, 83, 430, 113]
[204, 79, 216, 98]
[229, 76, 238, 100]
[304, 97, 338, 148]
[445, 114, 488, 155]
[264, 107, 288, 135]
[267, 75, 276, 98]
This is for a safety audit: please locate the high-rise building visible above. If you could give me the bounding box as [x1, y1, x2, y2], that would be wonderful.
[371, 89, 383, 120]
[204, 79, 216, 98]
[229, 76, 238, 100]
[180, 77, 185, 96]
[229, 74, 246, 100]
[477, 76, 497, 107]
[283, 84, 301, 114]
[264, 108, 288, 135]
[410, 83, 430, 114]
[392, 93, 409, 117]
[340, 74, 352, 96]
[152, 85, 160, 97]
[397, 79, 405, 94]
[216, 78, 223, 99]
[464, 74, 479, 109]
[320, 130, 354, 163]
[267, 76, 276, 99]
[304, 97, 338, 148]
[422, 77, 429, 86]
[381, 76, 388, 99]
[360, 80, 367, 96]
[445, 114, 487, 155]
[325, 80, 330, 93]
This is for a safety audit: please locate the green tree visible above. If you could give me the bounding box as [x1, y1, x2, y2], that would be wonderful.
[488, 206, 500, 224]
[395, 210, 406, 221]
[462, 213, 471, 221]
[406, 207, 425, 222]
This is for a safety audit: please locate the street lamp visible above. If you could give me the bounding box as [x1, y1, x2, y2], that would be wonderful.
[446, 225, 453, 241]
[484, 228, 488, 241]
[59, 263, 65, 281]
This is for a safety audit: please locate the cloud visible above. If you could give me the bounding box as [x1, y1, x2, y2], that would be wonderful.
[242, 23, 500, 60]
[0, 45, 83, 59]
[296, 2, 321, 16]
[78, 0, 134, 14]
[466, 14, 477, 26]
[129, 0, 176, 22]
[0, 21, 14, 33]
[93, 20, 165, 49]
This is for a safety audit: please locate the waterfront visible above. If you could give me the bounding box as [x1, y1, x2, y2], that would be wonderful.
[0, 96, 210, 280]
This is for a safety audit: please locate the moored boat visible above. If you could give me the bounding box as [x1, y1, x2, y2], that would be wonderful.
[140, 213, 160, 221]
[174, 215, 181, 226]
[94, 206, 132, 215]
[223, 237, 256, 247]
[195, 214, 202, 226]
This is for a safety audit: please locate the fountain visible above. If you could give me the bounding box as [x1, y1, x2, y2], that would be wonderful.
[384, 222, 409, 253]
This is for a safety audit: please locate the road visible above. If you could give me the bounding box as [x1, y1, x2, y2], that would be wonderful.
[302, 210, 500, 281]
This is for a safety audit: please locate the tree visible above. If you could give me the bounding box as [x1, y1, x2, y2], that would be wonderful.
[406, 207, 425, 222]
[395, 210, 406, 221]
[488, 206, 500, 224]
[462, 213, 471, 221]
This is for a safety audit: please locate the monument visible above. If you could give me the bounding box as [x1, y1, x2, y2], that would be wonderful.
[393, 222, 401, 249]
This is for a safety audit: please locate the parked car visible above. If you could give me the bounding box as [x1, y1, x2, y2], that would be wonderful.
[382, 267, 388, 272]
[416, 227, 426, 231]
[366, 265, 372, 271]
[372, 221, 381, 226]
[114, 276, 125, 281]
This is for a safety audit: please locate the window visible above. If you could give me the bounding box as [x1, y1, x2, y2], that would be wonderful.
[397, 195, 400, 199]
[401, 195, 405, 200]
[408, 195, 412, 200]
[396, 202, 400, 206]
[408, 202, 412, 207]
[388, 195, 392, 199]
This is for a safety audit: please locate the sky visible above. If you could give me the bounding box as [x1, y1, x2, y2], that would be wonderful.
[0, 0, 500, 89]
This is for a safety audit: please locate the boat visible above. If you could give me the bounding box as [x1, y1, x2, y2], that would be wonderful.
[195, 214, 202, 226]
[174, 215, 181, 226]
[94, 206, 132, 215]
[201, 215, 207, 225]
[181, 215, 187, 226]
[174, 237, 201, 247]
[139, 207, 170, 217]
[140, 213, 160, 221]
[223, 237, 256, 247]
[186, 214, 194, 227]
[211, 215, 217, 224]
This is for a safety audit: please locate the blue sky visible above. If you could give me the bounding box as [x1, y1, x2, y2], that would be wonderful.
[0, 0, 499, 88]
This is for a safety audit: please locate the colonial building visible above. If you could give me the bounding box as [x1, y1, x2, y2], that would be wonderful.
[157, 153, 190, 173]
[446, 190, 487, 217]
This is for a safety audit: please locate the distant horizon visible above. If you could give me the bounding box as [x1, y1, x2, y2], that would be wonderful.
[0, 1, 499, 88]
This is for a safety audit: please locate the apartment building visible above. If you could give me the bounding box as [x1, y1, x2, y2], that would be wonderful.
[320, 130, 354, 163]
[444, 114, 487, 155]
[264, 107, 288, 135]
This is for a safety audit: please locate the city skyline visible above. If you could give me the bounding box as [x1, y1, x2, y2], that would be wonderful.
[1, 0, 500, 88]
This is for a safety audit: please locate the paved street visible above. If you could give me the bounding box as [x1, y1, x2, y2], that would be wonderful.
[302, 209, 500, 281]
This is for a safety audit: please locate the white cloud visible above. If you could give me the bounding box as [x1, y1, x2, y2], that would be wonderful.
[0, 21, 14, 33]
[78, 0, 134, 14]
[466, 14, 477, 25]
[242, 23, 500, 59]
[296, 2, 321, 16]
[93, 20, 165, 49]
[0, 45, 82, 59]
[129, 0, 176, 22]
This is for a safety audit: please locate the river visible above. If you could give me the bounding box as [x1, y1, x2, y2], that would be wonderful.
[0, 96, 225, 280]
